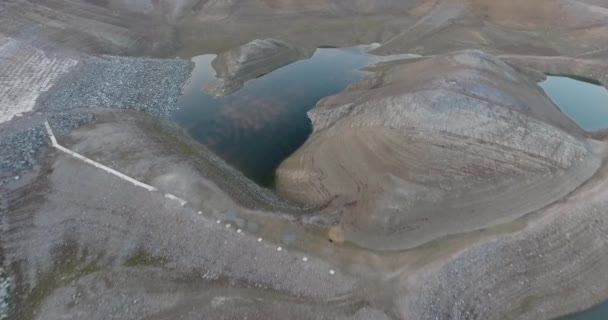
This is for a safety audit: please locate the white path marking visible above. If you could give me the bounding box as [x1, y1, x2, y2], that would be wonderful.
[44, 122, 328, 272]
[45, 121, 164, 194]
[164, 193, 188, 206]
[45, 122, 59, 146]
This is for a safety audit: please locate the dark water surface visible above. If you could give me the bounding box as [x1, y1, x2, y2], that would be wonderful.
[558, 303, 608, 320]
[539, 76, 608, 132]
[173, 47, 396, 186]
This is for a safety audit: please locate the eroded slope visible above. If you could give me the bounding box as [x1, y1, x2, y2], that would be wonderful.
[276, 50, 601, 250]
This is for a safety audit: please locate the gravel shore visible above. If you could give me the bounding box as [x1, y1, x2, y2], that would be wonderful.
[43, 55, 194, 118]
[48, 113, 95, 137]
[0, 267, 9, 320]
[0, 112, 96, 185]
[0, 126, 47, 180]
[0, 54, 193, 184]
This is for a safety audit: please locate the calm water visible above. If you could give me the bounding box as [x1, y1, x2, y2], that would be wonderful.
[172, 50, 608, 319]
[558, 303, 608, 320]
[540, 75, 608, 319]
[173, 47, 398, 186]
[539, 76, 608, 131]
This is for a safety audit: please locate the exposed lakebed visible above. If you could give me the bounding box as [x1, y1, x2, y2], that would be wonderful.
[539, 75, 608, 132]
[173, 46, 405, 185]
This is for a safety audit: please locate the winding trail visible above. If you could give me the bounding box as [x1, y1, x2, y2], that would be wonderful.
[44, 121, 188, 206]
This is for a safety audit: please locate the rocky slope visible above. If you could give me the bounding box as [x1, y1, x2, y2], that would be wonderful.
[178, 0, 608, 58]
[276, 50, 601, 250]
[0, 0, 176, 56]
[204, 39, 314, 97]
[405, 163, 608, 319]
[3, 1, 608, 319]
[370, 0, 608, 58]
[4, 0, 608, 58]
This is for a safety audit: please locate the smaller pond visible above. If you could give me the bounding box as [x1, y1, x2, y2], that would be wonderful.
[173, 47, 407, 186]
[539, 75, 608, 132]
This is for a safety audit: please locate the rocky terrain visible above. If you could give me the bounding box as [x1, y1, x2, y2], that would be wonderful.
[276, 50, 600, 250]
[0, 0, 171, 56]
[42, 55, 193, 117]
[204, 39, 314, 97]
[276, 49, 608, 318]
[0, 35, 78, 124]
[4, 0, 608, 59]
[1, 1, 608, 320]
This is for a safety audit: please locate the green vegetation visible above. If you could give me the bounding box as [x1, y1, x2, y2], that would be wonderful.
[18, 259, 100, 320]
[12, 242, 168, 320]
[124, 251, 167, 267]
[8, 240, 104, 320]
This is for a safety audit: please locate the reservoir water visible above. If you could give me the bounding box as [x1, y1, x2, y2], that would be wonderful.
[558, 303, 608, 320]
[539, 76, 608, 132]
[538, 75, 608, 320]
[173, 47, 403, 186]
[540, 77, 608, 319]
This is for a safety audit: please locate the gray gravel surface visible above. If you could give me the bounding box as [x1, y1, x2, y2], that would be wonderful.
[5, 151, 358, 319]
[0, 126, 47, 180]
[408, 198, 608, 320]
[48, 113, 95, 137]
[0, 52, 191, 185]
[43, 55, 193, 117]
[0, 267, 9, 320]
[0, 113, 96, 185]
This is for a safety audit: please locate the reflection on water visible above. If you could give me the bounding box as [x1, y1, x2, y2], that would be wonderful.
[174, 47, 398, 186]
[539, 76, 608, 132]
